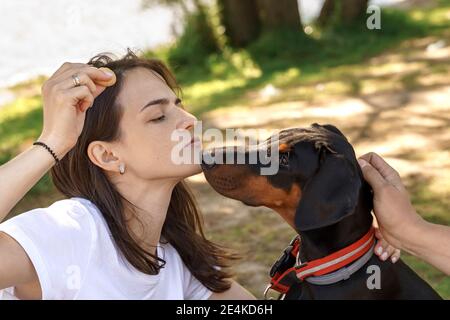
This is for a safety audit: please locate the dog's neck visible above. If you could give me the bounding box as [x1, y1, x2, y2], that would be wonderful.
[276, 183, 374, 262]
[297, 208, 373, 261]
[298, 183, 373, 261]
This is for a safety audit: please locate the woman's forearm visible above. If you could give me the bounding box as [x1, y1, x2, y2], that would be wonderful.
[0, 144, 56, 222]
[404, 220, 450, 275]
[0, 65, 114, 223]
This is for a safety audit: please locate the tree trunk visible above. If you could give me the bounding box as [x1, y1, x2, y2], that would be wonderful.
[219, 0, 260, 47]
[318, 0, 369, 26]
[318, 0, 335, 26]
[256, 0, 301, 29]
[340, 0, 369, 21]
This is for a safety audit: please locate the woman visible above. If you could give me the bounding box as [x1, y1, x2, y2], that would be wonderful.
[0, 50, 399, 300]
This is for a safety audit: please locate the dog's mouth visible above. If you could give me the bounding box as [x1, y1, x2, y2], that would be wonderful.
[204, 173, 240, 193]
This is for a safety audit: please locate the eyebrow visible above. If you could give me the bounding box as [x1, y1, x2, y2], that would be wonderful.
[140, 98, 169, 112]
[139, 97, 181, 113]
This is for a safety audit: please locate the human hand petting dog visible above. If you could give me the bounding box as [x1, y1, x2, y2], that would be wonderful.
[358, 153, 418, 256]
[364, 153, 404, 263]
[359, 152, 450, 275]
[373, 226, 401, 263]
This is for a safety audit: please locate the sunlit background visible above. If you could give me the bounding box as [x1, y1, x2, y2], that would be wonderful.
[0, 0, 425, 88]
[0, 0, 449, 298]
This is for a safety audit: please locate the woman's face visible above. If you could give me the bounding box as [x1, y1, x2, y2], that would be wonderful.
[111, 67, 201, 181]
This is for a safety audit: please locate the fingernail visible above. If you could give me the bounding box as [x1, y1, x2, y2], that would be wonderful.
[381, 252, 388, 260]
[358, 158, 368, 168]
[103, 70, 113, 77]
[391, 256, 398, 263]
[99, 67, 114, 78]
[377, 247, 383, 255]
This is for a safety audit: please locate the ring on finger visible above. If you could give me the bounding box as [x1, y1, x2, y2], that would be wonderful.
[72, 74, 81, 87]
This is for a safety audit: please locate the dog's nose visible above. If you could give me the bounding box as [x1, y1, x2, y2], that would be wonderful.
[201, 161, 217, 170]
[201, 150, 217, 170]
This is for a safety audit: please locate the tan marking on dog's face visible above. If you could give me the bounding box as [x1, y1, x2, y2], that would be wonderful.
[204, 167, 302, 227]
[260, 180, 302, 229]
[278, 143, 292, 153]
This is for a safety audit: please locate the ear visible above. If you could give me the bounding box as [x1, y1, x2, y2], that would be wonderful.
[87, 141, 122, 174]
[294, 149, 361, 232]
[313, 123, 348, 140]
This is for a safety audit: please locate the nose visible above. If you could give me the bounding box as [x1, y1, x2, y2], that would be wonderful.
[201, 149, 217, 170]
[176, 110, 198, 131]
[176, 116, 198, 144]
[201, 161, 217, 170]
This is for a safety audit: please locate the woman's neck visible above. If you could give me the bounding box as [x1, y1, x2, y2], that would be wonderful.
[115, 176, 178, 256]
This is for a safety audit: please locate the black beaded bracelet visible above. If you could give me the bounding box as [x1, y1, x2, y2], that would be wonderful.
[33, 141, 60, 164]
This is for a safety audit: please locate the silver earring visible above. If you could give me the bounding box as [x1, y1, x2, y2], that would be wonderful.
[119, 163, 125, 175]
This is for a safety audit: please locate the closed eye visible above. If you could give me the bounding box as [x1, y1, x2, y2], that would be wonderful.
[149, 115, 166, 123]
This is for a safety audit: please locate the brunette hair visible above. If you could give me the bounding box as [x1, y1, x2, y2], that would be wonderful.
[50, 49, 238, 292]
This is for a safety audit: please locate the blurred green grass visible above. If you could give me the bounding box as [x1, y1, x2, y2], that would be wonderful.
[1, 2, 449, 298]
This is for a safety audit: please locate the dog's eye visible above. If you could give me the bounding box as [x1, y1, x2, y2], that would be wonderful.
[279, 152, 290, 166]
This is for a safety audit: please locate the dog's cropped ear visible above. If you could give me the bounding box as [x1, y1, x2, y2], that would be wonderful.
[294, 149, 361, 232]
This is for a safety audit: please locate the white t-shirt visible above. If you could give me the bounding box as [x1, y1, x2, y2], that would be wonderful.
[0, 197, 213, 300]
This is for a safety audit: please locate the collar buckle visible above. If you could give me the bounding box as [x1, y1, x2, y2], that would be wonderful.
[269, 235, 300, 277]
[264, 284, 286, 300]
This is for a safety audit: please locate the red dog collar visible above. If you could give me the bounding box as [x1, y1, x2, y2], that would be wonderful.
[265, 226, 376, 299]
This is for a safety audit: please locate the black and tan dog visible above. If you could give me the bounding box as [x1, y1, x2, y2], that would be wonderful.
[201, 123, 441, 300]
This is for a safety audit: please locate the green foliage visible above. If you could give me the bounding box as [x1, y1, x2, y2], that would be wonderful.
[0, 96, 55, 199]
[247, 27, 316, 63]
[167, 8, 220, 68]
[249, 8, 430, 67]
[0, 96, 43, 165]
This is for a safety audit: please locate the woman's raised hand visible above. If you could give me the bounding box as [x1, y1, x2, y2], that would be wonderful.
[38, 63, 116, 159]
